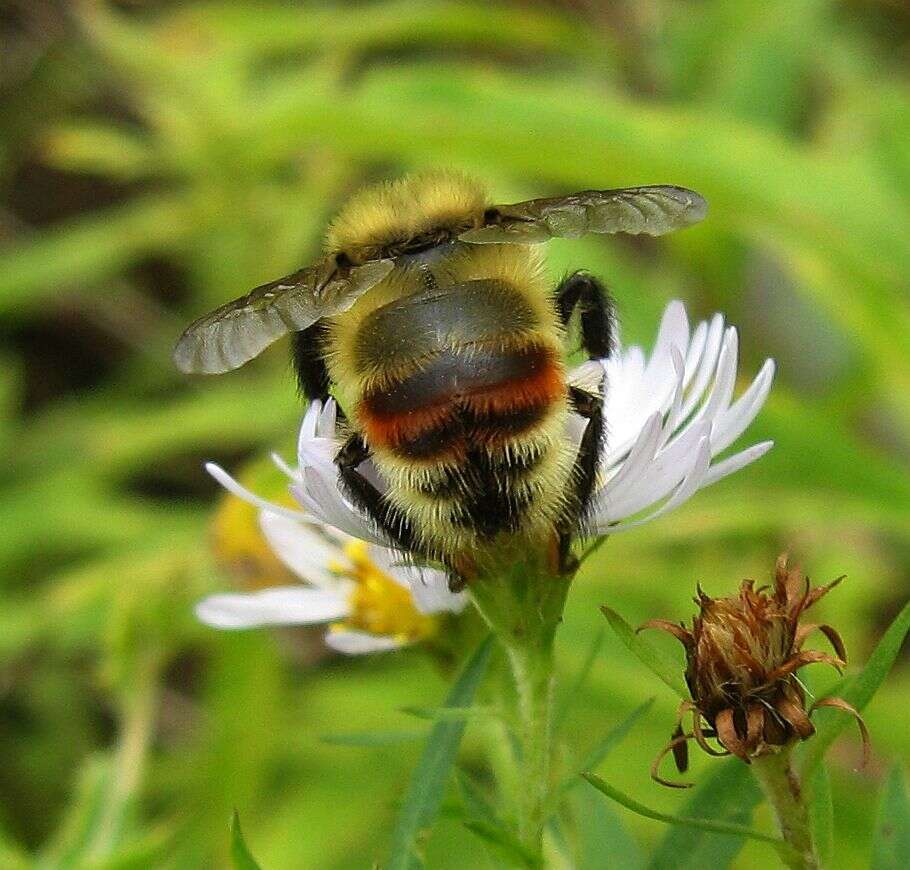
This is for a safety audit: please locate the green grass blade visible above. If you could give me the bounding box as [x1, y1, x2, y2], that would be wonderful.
[462, 820, 541, 868]
[554, 628, 605, 731]
[319, 730, 426, 747]
[601, 606, 688, 699]
[872, 765, 910, 870]
[582, 773, 783, 847]
[573, 782, 644, 870]
[808, 764, 833, 867]
[555, 698, 655, 799]
[386, 635, 494, 870]
[799, 600, 910, 777]
[230, 811, 263, 870]
[646, 761, 763, 870]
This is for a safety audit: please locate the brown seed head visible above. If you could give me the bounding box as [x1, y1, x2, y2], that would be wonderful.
[640, 555, 868, 787]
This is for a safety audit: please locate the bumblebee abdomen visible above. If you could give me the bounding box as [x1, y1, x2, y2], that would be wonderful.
[359, 342, 563, 459]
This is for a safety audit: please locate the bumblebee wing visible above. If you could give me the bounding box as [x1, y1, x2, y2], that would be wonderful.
[173, 257, 394, 374]
[459, 185, 707, 244]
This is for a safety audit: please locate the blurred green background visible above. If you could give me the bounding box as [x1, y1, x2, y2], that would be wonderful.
[1, 1, 908, 867]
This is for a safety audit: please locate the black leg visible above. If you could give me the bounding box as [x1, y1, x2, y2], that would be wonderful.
[292, 322, 332, 400]
[554, 271, 615, 360]
[335, 433, 469, 591]
[335, 433, 421, 555]
[559, 387, 605, 571]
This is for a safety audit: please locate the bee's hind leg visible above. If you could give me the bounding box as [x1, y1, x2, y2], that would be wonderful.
[554, 270, 616, 360]
[335, 433, 420, 554]
[558, 385, 605, 573]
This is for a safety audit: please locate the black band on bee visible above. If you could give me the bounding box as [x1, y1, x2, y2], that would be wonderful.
[391, 403, 552, 461]
[362, 344, 551, 418]
[414, 448, 544, 498]
[292, 322, 332, 401]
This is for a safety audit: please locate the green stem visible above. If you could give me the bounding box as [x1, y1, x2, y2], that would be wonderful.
[468, 556, 572, 857]
[507, 640, 555, 851]
[751, 750, 820, 870]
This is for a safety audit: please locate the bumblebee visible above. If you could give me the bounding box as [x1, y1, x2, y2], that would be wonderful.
[175, 172, 706, 586]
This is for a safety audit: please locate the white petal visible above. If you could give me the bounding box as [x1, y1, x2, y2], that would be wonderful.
[317, 398, 339, 438]
[600, 420, 711, 520]
[206, 462, 312, 523]
[195, 587, 349, 629]
[709, 359, 776, 454]
[677, 313, 725, 423]
[270, 451, 301, 482]
[292, 469, 386, 544]
[682, 319, 708, 388]
[597, 435, 712, 534]
[567, 359, 607, 394]
[701, 441, 774, 487]
[324, 629, 403, 655]
[258, 511, 351, 591]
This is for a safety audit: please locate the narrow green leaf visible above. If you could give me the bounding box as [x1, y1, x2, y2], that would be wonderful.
[583, 773, 784, 847]
[398, 705, 500, 723]
[230, 811, 263, 870]
[872, 765, 910, 870]
[601, 606, 688, 698]
[386, 635, 494, 870]
[800, 600, 910, 777]
[573, 781, 644, 870]
[463, 820, 542, 868]
[457, 770, 530, 867]
[320, 730, 426, 747]
[556, 698, 655, 799]
[808, 764, 833, 867]
[554, 628, 605, 730]
[647, 761, 762, 870]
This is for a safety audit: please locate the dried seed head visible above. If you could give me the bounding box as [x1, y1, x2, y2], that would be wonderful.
[641, 555, 868, 787]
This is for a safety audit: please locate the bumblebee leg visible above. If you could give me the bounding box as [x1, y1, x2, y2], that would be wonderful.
[554, 271, 615, 360]
[335, 433, 421, 556]
[292, 323, 332, 401]
[559, 387, 605, 572]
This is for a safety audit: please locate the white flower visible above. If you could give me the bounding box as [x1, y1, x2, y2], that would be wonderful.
[588, 299, 775, 533]
[204, 300, 774, 588]
[196, 510, 467, 654]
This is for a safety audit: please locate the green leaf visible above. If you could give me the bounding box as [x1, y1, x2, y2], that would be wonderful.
[808, 763, 833, 867]
[457, 770, 534, 867]
[398, 705, 500, 723]
[555, 698, 655, 799]
[554, 628, 605, 731]
[386, 635, 494, 870]
[872, 765, 910, 870]
[573, 781, 644, 870]
[799, 600, 910, 777]
[319, 730, 426, 747]
[601, 606, 688, 699]
[646, 762, 763, 870]
[230, 811, 263, 870]
[463, 820, 542, 868]
[583, 772, 781, 846]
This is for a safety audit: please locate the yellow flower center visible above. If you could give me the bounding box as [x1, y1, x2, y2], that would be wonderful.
[332, 541, 437, 644]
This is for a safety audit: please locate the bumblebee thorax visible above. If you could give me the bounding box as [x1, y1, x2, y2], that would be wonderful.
[324, 171, 488, 257]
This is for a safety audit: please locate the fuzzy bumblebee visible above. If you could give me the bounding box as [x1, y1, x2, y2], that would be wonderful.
[642, 555, 869, 787]
[174, 171, 707, 586]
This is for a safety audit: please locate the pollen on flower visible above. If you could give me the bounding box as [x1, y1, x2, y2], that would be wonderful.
[332, 541, 437, 643]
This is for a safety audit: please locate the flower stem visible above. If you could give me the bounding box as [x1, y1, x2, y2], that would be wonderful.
[468, 555, 572, 857]
[751, 750, 820, 870]
[507, 639, 555, 851]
